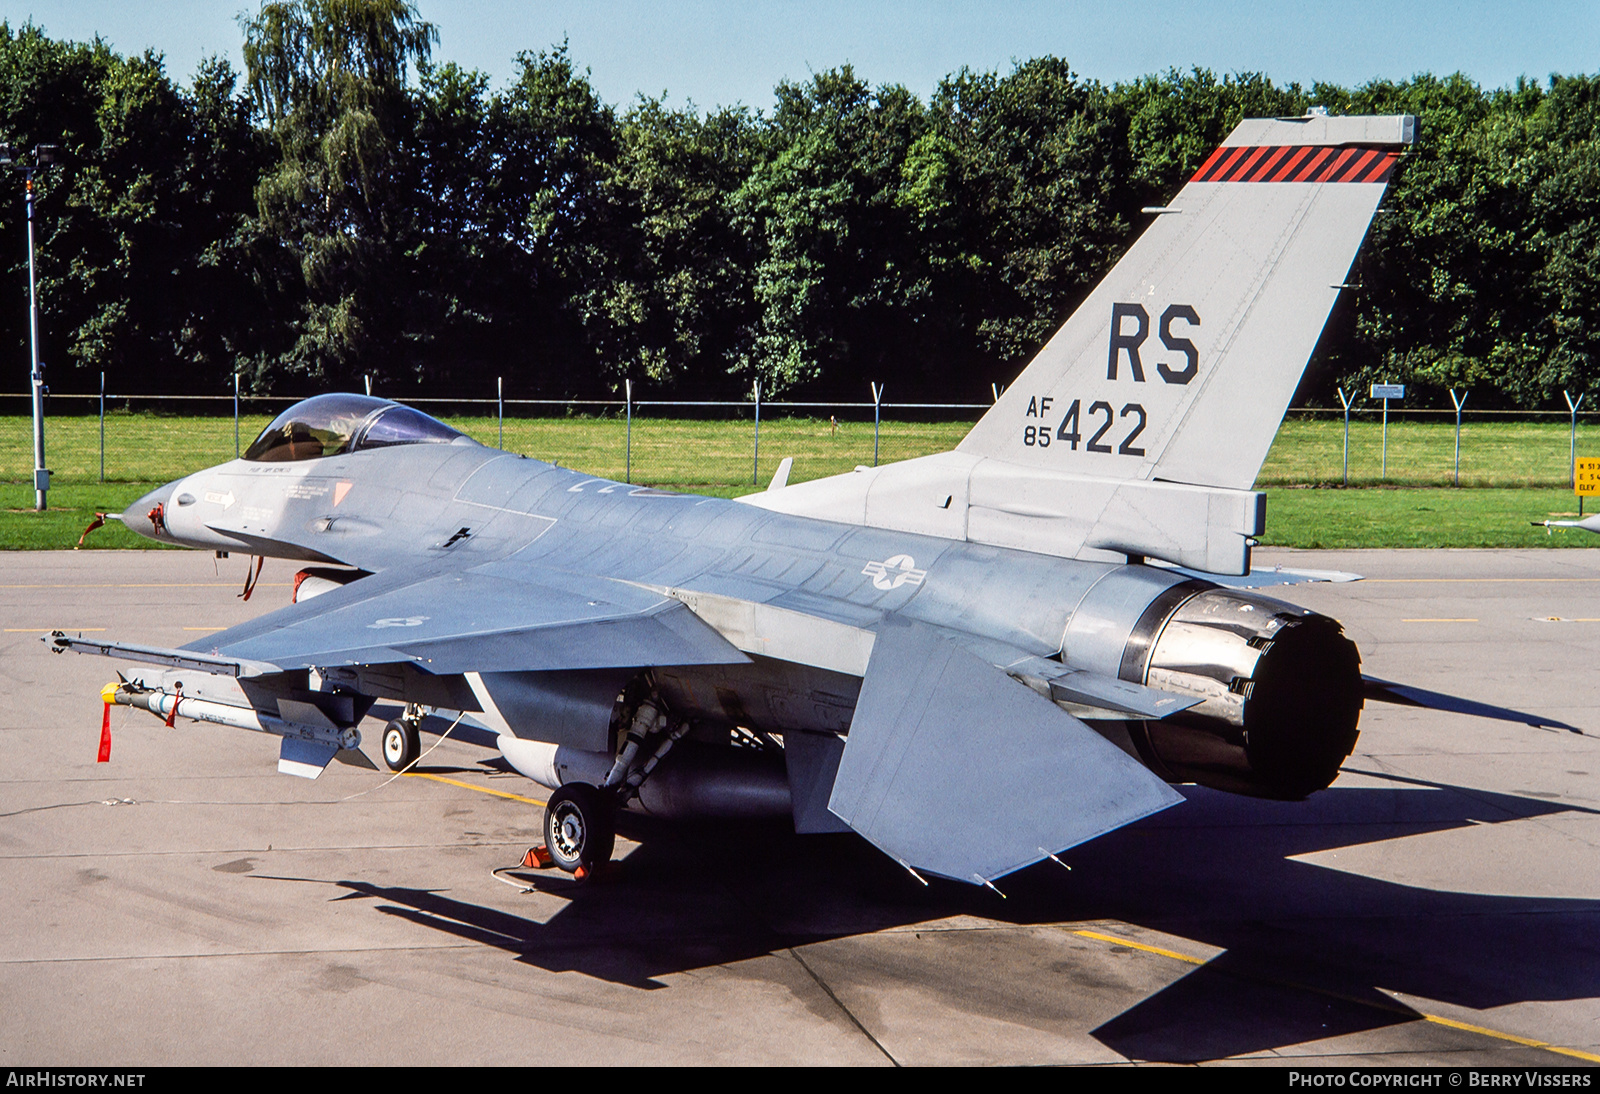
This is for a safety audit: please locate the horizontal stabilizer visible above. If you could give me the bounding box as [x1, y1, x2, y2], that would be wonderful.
[829, 622, 1183, 883]
[999, 653, 1200, 719]
[1046, 669, 1200, 719]
[1148, 560, 1363, 588]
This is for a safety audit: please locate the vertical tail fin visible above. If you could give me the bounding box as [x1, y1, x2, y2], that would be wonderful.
[958, 113, 1416, 491]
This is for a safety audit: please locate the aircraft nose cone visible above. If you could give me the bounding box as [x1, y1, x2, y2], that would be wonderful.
[121, 481, 179, 541]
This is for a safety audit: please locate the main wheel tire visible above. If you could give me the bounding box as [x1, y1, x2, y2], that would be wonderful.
[543, 783, 616, 874]
[382, 718, 421, 771]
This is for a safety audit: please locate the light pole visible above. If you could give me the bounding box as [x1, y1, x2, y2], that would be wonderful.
[2, 143, 59, 511]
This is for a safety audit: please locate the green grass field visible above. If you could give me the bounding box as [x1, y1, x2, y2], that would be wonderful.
[3, 411, 1597, 550]
[1257, 415, 1589, 488]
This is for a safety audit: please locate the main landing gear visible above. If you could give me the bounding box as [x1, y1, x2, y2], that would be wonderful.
[531, 685, 680, 879]
[542, 783, 617, 878]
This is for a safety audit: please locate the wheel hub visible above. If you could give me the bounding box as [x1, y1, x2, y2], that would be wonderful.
[552, 805, 585, 858]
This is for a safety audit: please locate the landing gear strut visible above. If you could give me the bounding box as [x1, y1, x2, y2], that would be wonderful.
[543, 783, 617, 876]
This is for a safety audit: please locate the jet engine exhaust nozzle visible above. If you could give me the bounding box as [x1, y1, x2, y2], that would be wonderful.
[1126, 587, 1364, 800]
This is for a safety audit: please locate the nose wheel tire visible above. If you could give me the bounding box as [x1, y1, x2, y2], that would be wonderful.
[543, 783, 616, 875]
[381, 718, 421, 771]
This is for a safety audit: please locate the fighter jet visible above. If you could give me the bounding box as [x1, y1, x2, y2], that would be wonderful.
[51, 112, 1416, 887]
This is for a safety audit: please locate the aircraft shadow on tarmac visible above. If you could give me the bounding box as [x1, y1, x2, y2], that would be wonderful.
[259, 768, 1600, 1062]
[1052, 778, 1600, 1062]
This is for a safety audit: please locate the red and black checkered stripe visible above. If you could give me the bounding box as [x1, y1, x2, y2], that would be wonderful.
[1190, 145, 1400, 184]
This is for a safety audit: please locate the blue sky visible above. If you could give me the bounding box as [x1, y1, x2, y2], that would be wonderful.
[8, 1, 1597, 109]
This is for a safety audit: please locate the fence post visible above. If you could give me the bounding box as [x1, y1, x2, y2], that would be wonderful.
[1337, 387, 1351, 485]
[1567, 391, 1583, 486]
[1381, 390, 1390, 480]
[1449, 389, 1467, 486]
[625, 378, 632, 485]
[364, 374, 372, 397]
[99, 370, 105, 483]
[871, 381, 883, 466]
[497, 376, 504, 450]
[752, 378, 761, 485]
[233, 371, 240, 459]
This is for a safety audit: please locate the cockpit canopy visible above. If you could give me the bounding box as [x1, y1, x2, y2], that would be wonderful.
[242, 394, 474, 462]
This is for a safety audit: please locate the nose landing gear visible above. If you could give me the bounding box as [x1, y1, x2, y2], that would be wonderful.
[381, 708, 423, 771]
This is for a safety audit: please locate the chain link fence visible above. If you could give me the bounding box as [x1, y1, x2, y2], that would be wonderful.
[2, 393, 1596, 493]
[0, 392, 988, 491]
[1262, 407, 1596, 488]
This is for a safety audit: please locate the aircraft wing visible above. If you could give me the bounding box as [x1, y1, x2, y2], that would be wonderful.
[828, 621, 1184, 884]
[168, 561, 751, 675]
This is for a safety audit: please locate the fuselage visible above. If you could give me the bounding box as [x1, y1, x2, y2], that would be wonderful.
[131, 438, 1171, 676]
[125, 430, 1363, 803]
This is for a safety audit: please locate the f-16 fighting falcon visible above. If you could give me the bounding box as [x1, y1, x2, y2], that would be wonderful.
[51, 112, 1416, 888]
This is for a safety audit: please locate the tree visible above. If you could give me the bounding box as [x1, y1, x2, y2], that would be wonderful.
[1115, 69, 1307, 198]
[240, 0, 436, 391]
[606, 98, 761, 393]
[1317, 74, 1600, 408]
[0, 24, 267, 395]
[926, 59, 1134, 391]
[732, 67, 929, 396]
[478, 43, 631, 395]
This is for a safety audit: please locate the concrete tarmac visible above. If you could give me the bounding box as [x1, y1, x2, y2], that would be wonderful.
[2, 548, 1597, 1066]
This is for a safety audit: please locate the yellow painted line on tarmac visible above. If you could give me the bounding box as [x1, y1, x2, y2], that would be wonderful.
[1072, 927, 1600, 1062]
[1544, 1045, 1600, 1063]
[1401, 617, 1479, 623]
[1420, 1015, 1600, 1062]
[1074, 929, 1207, 966]
[402, 771, 546, 807]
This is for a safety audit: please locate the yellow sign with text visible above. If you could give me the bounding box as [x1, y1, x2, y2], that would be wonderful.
[1577, 458, 1600, 496]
